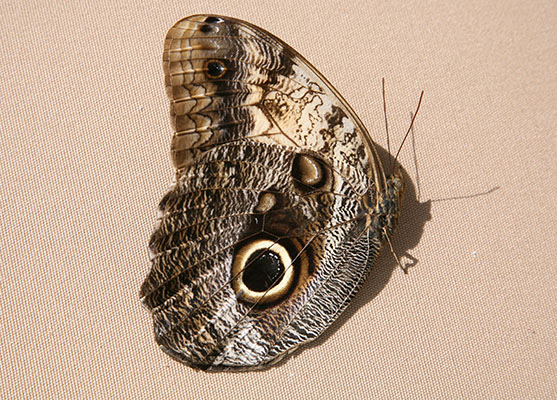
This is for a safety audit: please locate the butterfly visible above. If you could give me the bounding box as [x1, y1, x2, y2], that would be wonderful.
[140, 14, 420, 370]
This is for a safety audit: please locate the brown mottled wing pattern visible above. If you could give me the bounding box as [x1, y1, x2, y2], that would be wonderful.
[140, 15, 403, 370]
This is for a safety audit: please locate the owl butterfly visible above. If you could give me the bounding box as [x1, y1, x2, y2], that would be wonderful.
[141, 14, 421, 370]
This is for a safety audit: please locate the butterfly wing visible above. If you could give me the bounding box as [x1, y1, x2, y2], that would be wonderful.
[140, 15, 396, 369]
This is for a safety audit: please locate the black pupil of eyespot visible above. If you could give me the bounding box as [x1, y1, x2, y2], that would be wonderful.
[243, 250, 284, 292]
[207, 61, 224, 77]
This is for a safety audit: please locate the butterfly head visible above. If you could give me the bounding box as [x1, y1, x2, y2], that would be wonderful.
[365, 165, 404, 241]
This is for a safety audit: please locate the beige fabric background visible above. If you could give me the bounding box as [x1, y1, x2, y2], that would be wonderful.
[1, 0, 556, 398]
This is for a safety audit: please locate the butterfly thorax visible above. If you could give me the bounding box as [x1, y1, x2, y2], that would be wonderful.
[365, 168, 404, 244]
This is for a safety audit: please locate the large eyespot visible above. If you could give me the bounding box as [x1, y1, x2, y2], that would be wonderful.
[291, 153, 331, 192]
[232, 239, 296, 304]
[205, 60, 227, 79]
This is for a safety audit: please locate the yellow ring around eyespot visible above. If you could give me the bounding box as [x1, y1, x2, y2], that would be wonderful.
[231, 239, 295, 304]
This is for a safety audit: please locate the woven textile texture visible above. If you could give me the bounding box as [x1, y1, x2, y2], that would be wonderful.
[1, 1, 556, 398]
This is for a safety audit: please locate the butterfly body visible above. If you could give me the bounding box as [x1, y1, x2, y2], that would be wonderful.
[140, 15, 404, 370]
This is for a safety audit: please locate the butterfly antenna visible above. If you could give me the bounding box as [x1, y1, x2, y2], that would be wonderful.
[382, 77, 391, 157]
[391, 90, 424, 171]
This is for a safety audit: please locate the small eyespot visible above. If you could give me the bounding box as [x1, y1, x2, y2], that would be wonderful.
[254, 192, 277, 213]
[204, 16, 223, 23]
[206, 60, 226, 79]
[291, 153, 329, 191]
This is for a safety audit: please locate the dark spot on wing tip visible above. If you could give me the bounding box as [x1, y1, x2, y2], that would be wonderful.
[205, 16, 224, 23]
[200, 16, 224, 32]
[206, 60, 227, 79]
